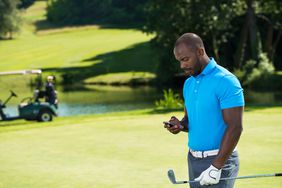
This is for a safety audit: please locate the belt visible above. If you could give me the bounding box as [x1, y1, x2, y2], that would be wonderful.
[189, 147, 237, 158]
[189, 149, 219, 158]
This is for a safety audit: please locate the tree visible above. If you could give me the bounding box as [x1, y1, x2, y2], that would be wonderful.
[235, 0, 282, 68]
[0, 0, 21, 39]
[18, 0, 36, 9]
[144, 0, 282, 84]
[144, 0, 245, 83]
[256, 0, 282, 64]
[47, 0, 112, 25]
[46, 0, 149, 26]
[109, 0, 148, 24]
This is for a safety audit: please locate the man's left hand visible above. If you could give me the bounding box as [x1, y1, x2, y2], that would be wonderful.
[194, 165, 222, 186]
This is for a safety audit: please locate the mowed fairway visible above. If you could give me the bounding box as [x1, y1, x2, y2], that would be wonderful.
[0, 27, 152, 71]
[0, 2, 153, 72]
[0, 107, 281, 188]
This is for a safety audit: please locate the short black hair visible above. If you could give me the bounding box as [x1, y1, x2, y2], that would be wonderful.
[174, 33, 205, 50]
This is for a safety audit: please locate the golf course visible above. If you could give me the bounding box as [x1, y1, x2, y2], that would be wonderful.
[0, 1, 282, 188]
[0, 107, 282, 188]
[0, 1, 157, 85]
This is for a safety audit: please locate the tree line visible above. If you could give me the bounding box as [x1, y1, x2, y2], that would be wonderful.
[144, 0, 282, 86]
[46, 0, 148, 26]
[1, 0, 281, 88]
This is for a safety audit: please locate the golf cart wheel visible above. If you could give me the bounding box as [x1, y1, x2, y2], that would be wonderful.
[38, 110, 53, 122]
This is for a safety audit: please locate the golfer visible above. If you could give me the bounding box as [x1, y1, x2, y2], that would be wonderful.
[45, 75, 58, 107]
[164, 33, 244, 188]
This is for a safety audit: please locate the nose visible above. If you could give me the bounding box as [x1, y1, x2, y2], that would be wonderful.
[180, 61, 185, 69]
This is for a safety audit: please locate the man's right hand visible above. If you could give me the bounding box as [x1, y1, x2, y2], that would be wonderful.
[164, 116, 183, 134]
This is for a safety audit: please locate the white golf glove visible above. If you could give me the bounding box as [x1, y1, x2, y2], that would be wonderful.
[194, 165, 222, 186]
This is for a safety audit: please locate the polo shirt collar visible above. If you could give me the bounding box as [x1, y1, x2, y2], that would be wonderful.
[200, 57, 216, 76]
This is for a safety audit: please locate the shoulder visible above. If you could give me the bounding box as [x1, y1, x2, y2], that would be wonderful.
[214, 65, 244, 108]
[213, 65, 240, 85]
[214, 64, 233, 78]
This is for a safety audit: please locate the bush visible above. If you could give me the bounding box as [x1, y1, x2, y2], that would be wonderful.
[237, 53, 280, 90]
[155, 89, 183, 109]
[18, 0, 36, 9]
[46, 0, 148, 26]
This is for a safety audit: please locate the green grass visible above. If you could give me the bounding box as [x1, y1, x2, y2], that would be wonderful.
[277, 71, 282, 76]
[0, 3, 281, 187]
[0, 1, 157, 84]
[0, 107, 281, 188]
[84, 72, 156, 85]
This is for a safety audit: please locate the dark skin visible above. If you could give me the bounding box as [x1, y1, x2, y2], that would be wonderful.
[164, 108, 188, 133]
[164, 39, 243, 169]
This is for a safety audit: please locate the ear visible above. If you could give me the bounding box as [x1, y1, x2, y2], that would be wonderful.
[196, 48, 204, 57]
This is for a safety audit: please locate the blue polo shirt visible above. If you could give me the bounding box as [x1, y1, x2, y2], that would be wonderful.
[183, 58, 244, 151]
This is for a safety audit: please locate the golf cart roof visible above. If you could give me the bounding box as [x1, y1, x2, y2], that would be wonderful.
[0, 70, 42, 76]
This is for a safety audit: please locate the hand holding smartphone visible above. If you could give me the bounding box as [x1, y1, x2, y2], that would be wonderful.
[163, 121, 175, 128]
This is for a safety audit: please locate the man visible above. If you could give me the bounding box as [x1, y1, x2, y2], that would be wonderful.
[164, 33, 244, 188]
[45, 75, 58, 107]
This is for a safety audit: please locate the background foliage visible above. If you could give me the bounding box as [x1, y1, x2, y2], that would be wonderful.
[144, 0, 282, 85]
[46, 0, 148, 26]
[0, 0, 21, 38]
[0, 0, 281, 89]
[155, 89, 183, 109]
[18, 0, 36, 9]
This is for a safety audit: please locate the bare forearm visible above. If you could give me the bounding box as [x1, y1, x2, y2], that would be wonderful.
[212, 125, 242, 169]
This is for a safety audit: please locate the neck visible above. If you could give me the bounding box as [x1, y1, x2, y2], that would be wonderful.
[199, 55, 210, 72]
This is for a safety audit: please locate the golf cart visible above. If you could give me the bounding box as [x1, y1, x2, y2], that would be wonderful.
[0, 70, 58, 122]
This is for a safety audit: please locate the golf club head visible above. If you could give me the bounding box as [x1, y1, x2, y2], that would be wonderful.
[167, 169, 177, 184]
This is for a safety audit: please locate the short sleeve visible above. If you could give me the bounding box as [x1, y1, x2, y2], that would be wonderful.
[216, 75, 245, 109]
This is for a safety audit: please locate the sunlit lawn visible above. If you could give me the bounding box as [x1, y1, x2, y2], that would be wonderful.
[0, 24, 153, 71]
[0, 107, 281, 188]
[0, 1, 156, 84]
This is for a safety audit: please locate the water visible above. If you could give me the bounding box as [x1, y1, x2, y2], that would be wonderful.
[1, 85, 161, 117]
[1, 85, 282, 117]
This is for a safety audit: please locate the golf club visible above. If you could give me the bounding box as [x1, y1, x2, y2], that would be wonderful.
[167, 169, 282, 184]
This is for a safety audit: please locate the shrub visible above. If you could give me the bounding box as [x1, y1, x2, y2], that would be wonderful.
[46, 0, 148, 26]
[238, 53, 279, 90]
[155, 89, 183, 109]
[18, 0, 36, 9]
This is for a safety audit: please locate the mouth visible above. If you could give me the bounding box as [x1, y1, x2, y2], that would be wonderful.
[183, 68, 193, 74]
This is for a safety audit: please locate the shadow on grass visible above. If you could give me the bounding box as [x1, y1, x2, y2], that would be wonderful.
[145, 104, 282, 114]
[34, 20, 143, 32]
[146, 108, 183, 114]
[34, 20, 62, 31]
[244, 104, 282, 112]
[43, 41, 158, 85]
[0, 121, 31, 127]
[143, 105, 282, 115]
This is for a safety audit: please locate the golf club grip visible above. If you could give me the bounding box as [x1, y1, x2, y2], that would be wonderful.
[174, 174, 282, 184]
[220, 173, 280, 181]
[167, 170, 282, 185]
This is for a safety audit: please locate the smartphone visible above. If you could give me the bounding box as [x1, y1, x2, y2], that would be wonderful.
[163, 121, 175, 128]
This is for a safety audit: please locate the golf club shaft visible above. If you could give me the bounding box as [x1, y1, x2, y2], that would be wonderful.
[174, 173, 282, 184]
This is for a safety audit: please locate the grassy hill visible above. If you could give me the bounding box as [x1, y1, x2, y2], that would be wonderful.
[0, 107, 281, 188]
[0, 1, 157, 85]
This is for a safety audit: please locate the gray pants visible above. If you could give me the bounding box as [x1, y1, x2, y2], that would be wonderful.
[188, 151, 239, 188]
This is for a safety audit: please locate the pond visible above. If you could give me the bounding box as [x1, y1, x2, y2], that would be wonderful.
[1, 85, 161, 117]
[1, 85, 282, 117]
